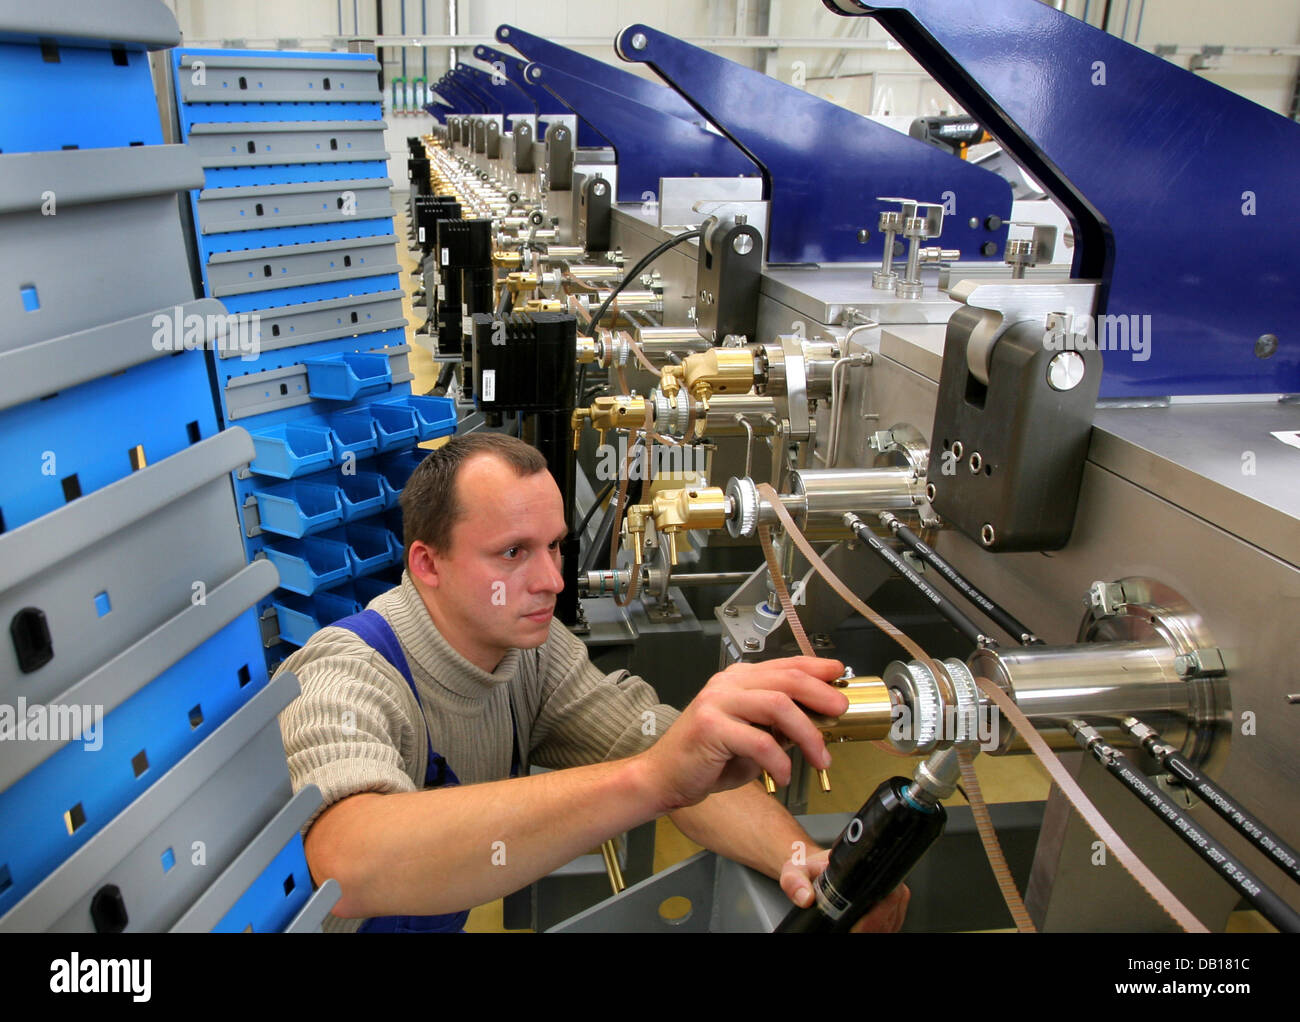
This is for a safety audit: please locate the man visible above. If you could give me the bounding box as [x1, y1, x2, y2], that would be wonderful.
[277, 433, 908, 932]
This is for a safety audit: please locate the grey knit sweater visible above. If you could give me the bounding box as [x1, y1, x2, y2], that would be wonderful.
[275, 572, 679, 930]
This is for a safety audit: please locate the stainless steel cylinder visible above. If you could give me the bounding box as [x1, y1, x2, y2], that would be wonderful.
[788, 467, 920, 538]
[801, 341, 840, 397]
[969, 640, 1190, 753]
[702, 395, 778, 435]
[565, 263, 623, 280]
[541, 245, 585, 259]
[586, 290, 662, 313]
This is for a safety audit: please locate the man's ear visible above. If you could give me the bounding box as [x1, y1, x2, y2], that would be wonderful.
[407, 540, 443, 590]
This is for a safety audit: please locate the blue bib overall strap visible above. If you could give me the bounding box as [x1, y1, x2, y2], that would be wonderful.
[333, 608, 489, 934]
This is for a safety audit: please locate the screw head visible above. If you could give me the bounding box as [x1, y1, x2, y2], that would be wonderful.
[631, 31, 648, 50]
[925, 482, 936, 502]
[980, 241, 998, 257]
[857, 228, 871, 243]
[968, 217, 979, 229]
[724, 605, 739, 617]
[592, 182, 606, 196]
[1047, 350, 1086, 391]
[743, 636, 760, 651]
[984, 215, 1003, 231]
[732, 232, 754, 256]
[1255, 333, 1279, 359]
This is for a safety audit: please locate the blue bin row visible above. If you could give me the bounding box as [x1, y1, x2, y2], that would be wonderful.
[247, 395, 454, 479]
[262, 524, 403, 596]
[274, 577, 398, 647]
[250, 451, 424, 538]
[212, 833, 314, 933]
[0, 611, 269, 919]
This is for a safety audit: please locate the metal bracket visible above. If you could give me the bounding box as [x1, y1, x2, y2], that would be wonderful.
[827, 0, 1300, 397]
[614, 23, 1012, 265]
[524, 62, 759, 205]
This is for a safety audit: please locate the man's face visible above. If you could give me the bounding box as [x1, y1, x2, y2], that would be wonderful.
[411, 454, 566, 669]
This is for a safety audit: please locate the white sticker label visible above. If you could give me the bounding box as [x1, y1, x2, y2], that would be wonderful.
[1271, 430, 1300, 451]
[462, 315, 473, 337]
[482, 369, 496, 402]
[418, 226, 425, 243]
[441, 247, 450, 266]
[437, 283, 445, 300]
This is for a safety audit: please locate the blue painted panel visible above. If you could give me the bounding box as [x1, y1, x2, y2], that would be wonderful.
[211, 833, 313, 932]
[526, 62, 758, 205]
[829, 0, 1300, 395]
[0, 611, 270, 918]
[0, 40, 161, 153]
[0, 353, 217, 533]
[614, 24, 1012, 266]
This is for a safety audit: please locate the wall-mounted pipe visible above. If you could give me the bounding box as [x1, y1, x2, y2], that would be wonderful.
[448, 0, 458, 72]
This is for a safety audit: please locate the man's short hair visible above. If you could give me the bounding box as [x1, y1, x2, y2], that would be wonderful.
[400, 433, 549, 558]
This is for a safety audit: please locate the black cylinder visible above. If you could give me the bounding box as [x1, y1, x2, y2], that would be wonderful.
[776, 776, 946, 933]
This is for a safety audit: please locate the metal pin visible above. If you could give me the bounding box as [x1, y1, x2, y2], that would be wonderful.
[817, 768, 832, 793]
[762, 771, 777, 794]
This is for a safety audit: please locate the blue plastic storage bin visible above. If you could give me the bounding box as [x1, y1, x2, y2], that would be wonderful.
[302, 352, 392, 401]
[377, 450, 425, 505]
[324, 406, 379, 461]
[262, 536, 352, 595]
[321, 524, 402, 577]
[369, 401, 418, 451]
[335, 470, 392, 520]
[252, 481, 344, 538]
[372, 394, 456, 442]
[352, 576, 397, 605]
[248, 422, 335, 479]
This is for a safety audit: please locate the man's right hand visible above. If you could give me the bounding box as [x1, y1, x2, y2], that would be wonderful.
[635, 656, 849, 811]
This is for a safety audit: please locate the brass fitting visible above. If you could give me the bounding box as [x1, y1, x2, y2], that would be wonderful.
[637, 486, 729, 565]
[492, 251, 523, 270]
[808, 677, 895, 744]
[570, 395, 649, 449]
[576, 336, 598, 364]
[505, 271, 539, 294]
[523, 298, 562, 312]
[658, 348, 757, 402]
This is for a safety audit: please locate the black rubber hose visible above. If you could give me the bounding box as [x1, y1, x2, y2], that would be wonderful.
[1125, 719, 1300, 889]
[880, 512, 1041, 645]
[580, 445, 644, 573]
[575, 478, 617, 541]
[846, 515, 990, 649]
[425, 361, 457, 397]
[585, 229, 702, 337]
[1074, 727, 1300, 933]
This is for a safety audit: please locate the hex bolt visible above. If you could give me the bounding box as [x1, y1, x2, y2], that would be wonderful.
[743, 636, 760, 651]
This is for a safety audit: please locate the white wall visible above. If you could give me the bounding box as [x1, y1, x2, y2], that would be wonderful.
[164, 0, 1299, 120]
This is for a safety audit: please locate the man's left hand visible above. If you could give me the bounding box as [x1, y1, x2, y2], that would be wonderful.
[779, 847, 910, 933]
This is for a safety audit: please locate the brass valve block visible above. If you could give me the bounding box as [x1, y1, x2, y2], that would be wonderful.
[658, 347, 757, 402]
